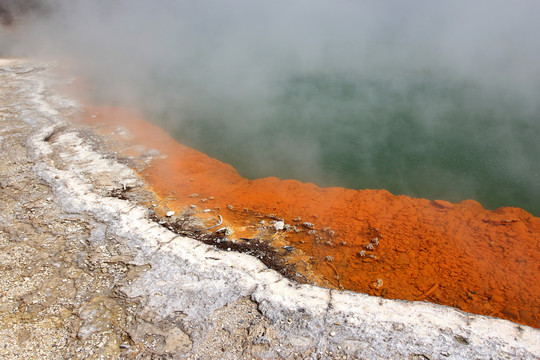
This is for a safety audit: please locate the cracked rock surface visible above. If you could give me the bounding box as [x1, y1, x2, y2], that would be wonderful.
[1, 58, 539, 359]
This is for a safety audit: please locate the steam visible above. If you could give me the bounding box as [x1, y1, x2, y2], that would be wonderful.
[0, 0, 45, 26]
[2, 0, 539, 214]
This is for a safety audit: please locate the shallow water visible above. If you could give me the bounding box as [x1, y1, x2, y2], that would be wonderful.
[150, 70, 540, 216]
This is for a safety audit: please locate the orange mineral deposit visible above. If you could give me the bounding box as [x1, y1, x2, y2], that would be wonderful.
[77, 106, 540, 329]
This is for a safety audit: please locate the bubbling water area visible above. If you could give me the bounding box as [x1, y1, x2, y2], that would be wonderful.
[77, 105, 540, 329]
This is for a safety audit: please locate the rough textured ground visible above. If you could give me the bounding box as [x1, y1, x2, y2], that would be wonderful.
[0, 58, 539, 359]
[82, 104, 540, 329]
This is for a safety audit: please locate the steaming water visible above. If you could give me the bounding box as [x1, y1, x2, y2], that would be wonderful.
[151, 69, 540, 216]
[5, 0, 538, 216]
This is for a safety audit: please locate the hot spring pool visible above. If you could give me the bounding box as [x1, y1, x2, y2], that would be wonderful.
[148, 70, 540, 216]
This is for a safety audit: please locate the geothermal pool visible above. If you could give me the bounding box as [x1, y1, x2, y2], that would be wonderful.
[150, 70, 540, 217]
[4, 0, 538, 214]
[6, 0, 539, 330]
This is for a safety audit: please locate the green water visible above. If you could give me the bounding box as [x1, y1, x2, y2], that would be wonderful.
[3, 0, 539, 215]
[150, 70, 540, 216]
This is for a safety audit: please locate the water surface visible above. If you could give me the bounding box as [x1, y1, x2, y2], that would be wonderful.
[149, 69, 540, 216]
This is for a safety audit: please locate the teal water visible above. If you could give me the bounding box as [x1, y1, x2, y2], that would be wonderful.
[10, 0, 534, 216]
[3, 0, 539, 214]
[149, 69, 539, 216]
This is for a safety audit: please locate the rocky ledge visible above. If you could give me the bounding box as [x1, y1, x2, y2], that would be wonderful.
[1, 58, 538, 359]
